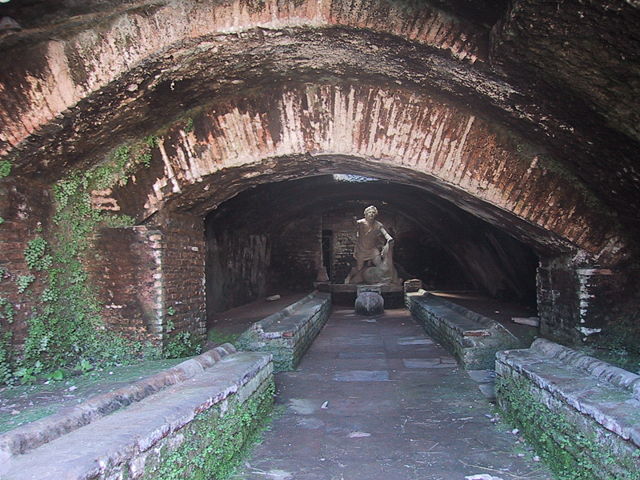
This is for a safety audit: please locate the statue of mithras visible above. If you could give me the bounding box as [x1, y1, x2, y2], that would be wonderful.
[344, 206, 402, 286]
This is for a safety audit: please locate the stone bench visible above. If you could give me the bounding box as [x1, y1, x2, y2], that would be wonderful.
[0, 346, 274, 480]
[405, 290, 520, 369]
[496, 338, 640, 480]
[236, 291, 331, 372]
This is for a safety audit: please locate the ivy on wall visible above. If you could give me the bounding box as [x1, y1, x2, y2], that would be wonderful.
[0, 140, 177, 384]
[0, 161, 14, 382]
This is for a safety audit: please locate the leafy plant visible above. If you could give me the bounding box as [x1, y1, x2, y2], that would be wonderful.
[164, 331, 201, 359]
[0, 297, 15, 322]
[0, 330, 13, 385]
[0, 160, 11, 178]
[16, 274, 35, 293]
[24, 237, 52, 271]
[75, 358, 93, 373]
[45, 369, 65, 381]
[145, 135, 158, 148]
[16, 137, 161, 376]
[14, 361, 43, 385]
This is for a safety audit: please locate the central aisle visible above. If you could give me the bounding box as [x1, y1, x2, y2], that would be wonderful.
[233, 308, 551, 480]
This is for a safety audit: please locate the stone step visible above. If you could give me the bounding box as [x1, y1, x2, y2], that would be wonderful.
[0, 352, 273, 480]
[0, 344, 237, 459]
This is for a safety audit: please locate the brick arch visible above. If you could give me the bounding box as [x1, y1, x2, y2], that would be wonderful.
[0, 0, 485, 159]
[96, 83, 627, 265]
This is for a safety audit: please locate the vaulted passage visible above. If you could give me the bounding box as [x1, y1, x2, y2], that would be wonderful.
[1, 1, 639, 478]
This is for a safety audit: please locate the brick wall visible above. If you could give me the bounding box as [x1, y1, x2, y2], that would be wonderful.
[0, 179, 52, 350]
[206, 229, 270, 316]
[86, 227, 163, 346]
[269, 215, 322, 292]
[85, 213, 206, 348]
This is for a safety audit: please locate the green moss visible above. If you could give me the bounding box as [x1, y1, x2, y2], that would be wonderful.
[140, 379, 275, 480]
[164, 331, 202, 359]
[0, 330, 12, 385]
[580, 316, 640, 373]
[0, 357, 185, 434]
[496, 376, 640, 480]
[207, 328, 240, 346]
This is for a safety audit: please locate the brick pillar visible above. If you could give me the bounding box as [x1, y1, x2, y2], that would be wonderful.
[157, 212, 206, 344]
[537, 254, 637, 344]
[87, 213, 206, 349]
[87, 227, 164, 346]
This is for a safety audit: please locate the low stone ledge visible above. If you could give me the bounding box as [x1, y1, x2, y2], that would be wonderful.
[0, 343, 237, 459]
[406, 290, 520, 369]
[236, 291, 331, 371]
[496, 339, 640, 480]
[0, 351, 274, 480]
[530, 338, 640, 400]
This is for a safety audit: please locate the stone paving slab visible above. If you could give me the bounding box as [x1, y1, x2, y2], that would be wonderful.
[233, 308, 553, 480]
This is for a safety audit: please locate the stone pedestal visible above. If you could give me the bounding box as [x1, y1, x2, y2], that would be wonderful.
[317, 283, 404, 308]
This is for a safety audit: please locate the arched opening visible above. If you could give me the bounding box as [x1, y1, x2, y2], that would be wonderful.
[204, 174, 539, 313]
[1, 1, 639, 478]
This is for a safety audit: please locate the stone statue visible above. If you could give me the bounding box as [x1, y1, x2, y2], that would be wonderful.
[345, 206, 401, 285]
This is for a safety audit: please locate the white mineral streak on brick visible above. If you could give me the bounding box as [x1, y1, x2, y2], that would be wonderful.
[280, 90, 306, 156]
[365, 91, 383, 158]
[393, 106, 413, 164]
[427, 115, 447, 172]
[157, 138, 181, 193]
[374, 95, 396, 159]
[178, 131, 201, 182]
[577, 270, 596, 324]
[353, 92, 367, 152]
[451, 115, 475, 182]
[1, 0, 479, 154]
[124, 85, 612, 259]
[174, 143, 192, 185]
[330, 87, 357, 155]
[446, 138, 461, 178]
